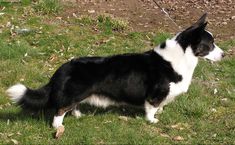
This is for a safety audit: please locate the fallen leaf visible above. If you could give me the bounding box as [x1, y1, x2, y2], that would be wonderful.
[11, 139, 19, 145]
[221, 98, 228, 101]
[88, 10, 95, 13]
[211, 108, 217, 112]
[173, 136, 184, 141]
[212, 133, 217, 138]
[160, 133, 170, 138]
[72, 13, 77, 18]
[103, 120, 112, 124]
[214, 88, 218, 94]
[8, 133, 14, 137]
[171, 124, 180, 128]
[118, 116, 128, 121]
[6, 22, 11, 27]
[56, 17, 62, 20]
[171, 123, 184, 130]
[55, 126, 65, 139]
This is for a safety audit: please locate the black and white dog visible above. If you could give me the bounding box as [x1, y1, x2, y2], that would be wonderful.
[6, 14, 224, 129]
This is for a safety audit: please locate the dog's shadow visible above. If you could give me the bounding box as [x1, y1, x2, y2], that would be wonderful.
[0, 104, 145, 126]
[79, 104, 145, 118]
[0, 107, 56, 125]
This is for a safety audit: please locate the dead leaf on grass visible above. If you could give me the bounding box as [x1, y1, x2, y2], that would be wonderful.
[11, 139, 19, 145]
[160, 133, 170, 138]
[103, 120, 112, 124]
[214, 88, 218, 94]
[88, 10, 95, 13]
[16, 132, 22, 136]
[7, 133, 14, 137]
[171, 123, 185, 130]
[118, 116, 128, 121]
[173, 136, 184, 141]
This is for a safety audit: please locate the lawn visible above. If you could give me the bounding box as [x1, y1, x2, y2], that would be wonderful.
[0, 1, 234, 144]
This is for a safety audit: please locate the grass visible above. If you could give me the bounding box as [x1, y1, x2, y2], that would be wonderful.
[34, 0, 62, 15]
[0, 1, 235, 144]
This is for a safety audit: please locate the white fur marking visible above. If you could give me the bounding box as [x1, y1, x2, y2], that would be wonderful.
[156, 107, 163, 114]
[81, 95, 116, 108]
[52, 113, 66, 129]
[71, 109, 82, 118]
[154, 39, 199, 107]
[204, 44, 224, 61]
[6, 84, 27, 103]
[145, 101, 159, 123]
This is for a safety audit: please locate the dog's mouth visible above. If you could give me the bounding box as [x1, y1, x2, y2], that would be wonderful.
[204, 55, 224, 62]
[203, 45, 224, 62]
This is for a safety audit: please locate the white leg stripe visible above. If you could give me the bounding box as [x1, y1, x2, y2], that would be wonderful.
[145, 101, 159, 123]
[52, 113, 66, 129]
[72, 109, 82, 118]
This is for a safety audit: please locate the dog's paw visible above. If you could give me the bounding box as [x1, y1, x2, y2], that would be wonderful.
[150, 118, 159, 123]
[156, 107, 163, 114]
[55, 125, 65, 139]
[71, 110, 82, 118]
[146, 117, 159, 124]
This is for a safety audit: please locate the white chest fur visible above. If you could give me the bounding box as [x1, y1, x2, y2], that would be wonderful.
[154, 39, 198, 106]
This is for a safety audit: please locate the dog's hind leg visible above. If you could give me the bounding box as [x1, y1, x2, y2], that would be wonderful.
[52, 105, 75, 129]
[71, 104, 82, 118]
[52, 110, 66, 129]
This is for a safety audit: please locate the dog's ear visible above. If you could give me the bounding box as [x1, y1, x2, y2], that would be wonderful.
[184, 13, 208, 34]
[176, 13, 208, 50]
[178, 13, 208, 45]
[192, 13, 207, 28]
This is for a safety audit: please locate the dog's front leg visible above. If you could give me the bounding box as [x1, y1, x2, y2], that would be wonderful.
[71, 104, 83, 118]
[145, 86, 169, 123]
[144, 101, 159, 123]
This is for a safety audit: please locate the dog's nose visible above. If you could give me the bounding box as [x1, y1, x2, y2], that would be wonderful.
[222, 53, 225, 58]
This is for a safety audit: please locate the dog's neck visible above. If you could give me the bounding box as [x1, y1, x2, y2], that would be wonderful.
[154, 38, 198, 92]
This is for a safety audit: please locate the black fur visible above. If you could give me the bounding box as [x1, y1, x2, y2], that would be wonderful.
[160, 42, 166, 49]
[18, 50, 182, 110]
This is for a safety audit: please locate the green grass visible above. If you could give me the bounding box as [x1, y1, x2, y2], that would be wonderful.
[0, 2, 235, 145]
[33, 0, 62, 15]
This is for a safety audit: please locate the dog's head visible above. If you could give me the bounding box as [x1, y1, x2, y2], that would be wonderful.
[176, 13, 224, 61]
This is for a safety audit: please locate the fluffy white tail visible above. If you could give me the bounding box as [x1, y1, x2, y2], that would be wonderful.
[6, 84, 27, 103]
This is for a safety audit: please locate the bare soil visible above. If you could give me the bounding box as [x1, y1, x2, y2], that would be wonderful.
[61, 0, 235, 41]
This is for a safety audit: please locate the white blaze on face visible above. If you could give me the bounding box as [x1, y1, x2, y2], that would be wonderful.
[204, 44, 224, 61]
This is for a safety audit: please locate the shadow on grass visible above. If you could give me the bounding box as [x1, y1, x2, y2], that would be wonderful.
[79, 104, 145, 118]
[0, 104, 145, 124]
[0, 108, 56, 125]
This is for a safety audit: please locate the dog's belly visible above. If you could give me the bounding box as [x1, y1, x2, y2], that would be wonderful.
[81, 94, 118, 108]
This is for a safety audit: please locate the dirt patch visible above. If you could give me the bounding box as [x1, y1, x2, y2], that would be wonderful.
[61, 0, 235, 41]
